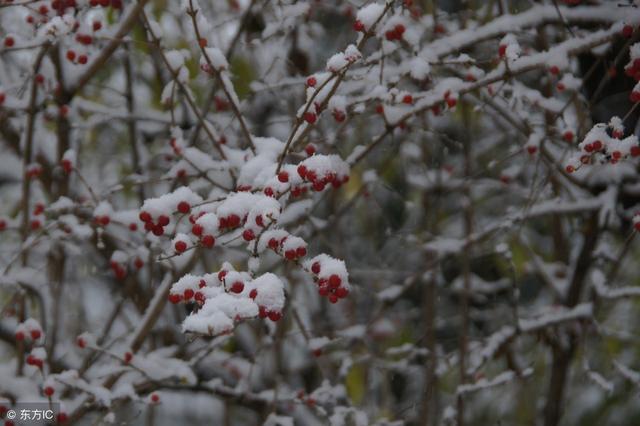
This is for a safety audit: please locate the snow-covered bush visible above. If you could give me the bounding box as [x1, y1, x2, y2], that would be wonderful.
[1, 1, 640, 425]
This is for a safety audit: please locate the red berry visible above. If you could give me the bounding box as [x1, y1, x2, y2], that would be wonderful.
[0, 219, 6, 231]
[151, 393, 160, 403]
[4, 37, 15, 48]
[498, 44, 507, 58]
[61, 158, 73, 173]
[312, 181, 325, 192]
[230, 281, 244, 294]
[305, 144, 316, 156]
[285, 250, 296, 260]
[43, 386, 54, 397]
[199, 38, 207, 47]
[264, 187, 274, 197]
[329, 294, 339, 304]
[152, 225, 164, 236]
[78, 55, 88, 64]
[630, 91, 640, 103]
[268, 238, 279, 250]
[565, 165, 575, 173]
[218, 270, 227, 281]
[228, 214, 240, 228]
[30, 219, 41, 230]
[631, 146, 640, 157]
[242, 229, 255, 241]
[174, 240, 187, 253]
[304, 111, 317, 124]
[249, 289, 258, 299]
[124, 352, 133, 363]
[296, 246, 307, 257]
[15, 331, 25, 341]
[526, 146, 537, 155]
[311, 262, 321, 274]
[158, 215, 170, 226]
[30, 329, 41, 340]
[93, 21, 102, 31]
[192, 223, 203, 236]
[57, 412, 69, 423]
[66, 50, 76, 61]
[201, 235, 215, 248]
[335, 287, 349, 298]
[318, 284, 329, 296]
[268, 310, 282, 321]
[402, 94, 413, 104]
[549, 65, 560, 75]
[592, 140, 603, 150]
[168, 293, 181, 304]
[353, 20, 365, 32]
[333, 110, 346, 122]
[177, 201, 191, 214]
[297, 165, 308, 179]
[329, 274, 342, 288]
[139, 211, 152, 222]
[76, 336, 86, 348]
[306, 76, 317, 87]
[623, 24, 634, 38]
[278, 171, 289, 183]
[183, 289, 194, 300]
[446, 97, 457, 108]
[563, 131, 574, 142]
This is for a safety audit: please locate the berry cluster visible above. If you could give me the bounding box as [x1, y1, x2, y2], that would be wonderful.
[264, 231, 308, 261]
[565, 119, 640, 173]
[296, 156, 350, 193]
[26, 348, 46, 369]
[109, 254, 128, 280]
[168, 275, 209, 305]
[139, 210, 171, 236]
[385, 23, 406, 41]
[305, 255, 350, 304]
[190, 212, 217, 248]
[15, 319, 43, 343]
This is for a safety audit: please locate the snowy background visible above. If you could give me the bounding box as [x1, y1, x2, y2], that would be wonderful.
[1, 0, 640, 425]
